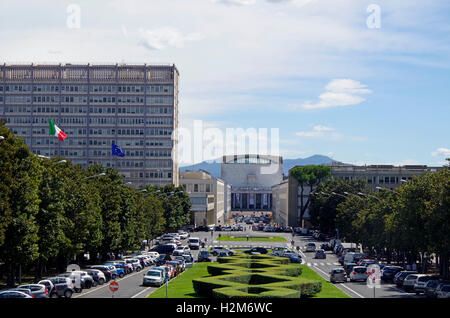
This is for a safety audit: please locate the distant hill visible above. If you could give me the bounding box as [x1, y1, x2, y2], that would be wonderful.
[179, 155, 344, 178]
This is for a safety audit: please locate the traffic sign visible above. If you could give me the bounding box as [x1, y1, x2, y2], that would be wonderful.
[109, 280, 119, 293]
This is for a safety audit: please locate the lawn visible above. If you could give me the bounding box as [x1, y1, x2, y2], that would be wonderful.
[148, 261, 349, 298]
[217, 235, 287, 242]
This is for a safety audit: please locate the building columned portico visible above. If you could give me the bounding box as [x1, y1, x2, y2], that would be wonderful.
[221, 154, 283, 212]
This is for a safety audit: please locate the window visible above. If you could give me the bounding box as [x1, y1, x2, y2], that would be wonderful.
[194, 184, 199, 192]
[205, 184, 210, 193]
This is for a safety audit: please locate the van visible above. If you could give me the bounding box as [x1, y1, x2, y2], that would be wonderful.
[188, 237, 200, 250]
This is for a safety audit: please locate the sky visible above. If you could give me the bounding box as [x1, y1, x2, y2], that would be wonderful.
[0, 0, 449, 166]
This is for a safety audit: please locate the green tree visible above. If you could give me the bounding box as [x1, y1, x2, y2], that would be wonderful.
[290, 165, 331, 227]
[0, 123, 41, 286]
[309, 178, 371, 235]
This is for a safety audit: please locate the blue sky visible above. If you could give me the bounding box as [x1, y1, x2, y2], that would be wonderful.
[0, 0, 449, 166]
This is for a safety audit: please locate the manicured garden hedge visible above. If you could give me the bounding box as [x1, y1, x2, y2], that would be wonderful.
[192, 254, 321, 298]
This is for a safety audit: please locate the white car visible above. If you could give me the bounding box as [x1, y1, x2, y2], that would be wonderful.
[305, 243, 316, 252]
[173, 245, 190, 256]
[188, 237, 200, 250]
[142, 269, 165, 287]
[413, 275, 434, 294]
[178, 231, 189, 240]
[403, 274, 425, 292]
[145, 251, 160, 260]
[349, 266, 369, 282]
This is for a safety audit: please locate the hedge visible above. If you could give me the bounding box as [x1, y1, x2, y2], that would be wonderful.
[192, 254, 321, 298]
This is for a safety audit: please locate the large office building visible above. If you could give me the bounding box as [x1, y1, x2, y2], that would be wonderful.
[0, 63, 179, 187]
[221, 154, 283, 212]
[272, 163, 443, 228]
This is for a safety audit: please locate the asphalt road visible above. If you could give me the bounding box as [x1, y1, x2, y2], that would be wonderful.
[75, 221, 425, 298]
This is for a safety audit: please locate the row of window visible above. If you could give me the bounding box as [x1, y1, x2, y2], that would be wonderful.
[0, 95, 174, 105]
[337, 176, 414, 184]
[0, 84, 173, 94]
[3, 106, 173, 115]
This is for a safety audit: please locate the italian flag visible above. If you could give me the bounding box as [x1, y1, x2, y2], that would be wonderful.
[49, 119, 67, 141]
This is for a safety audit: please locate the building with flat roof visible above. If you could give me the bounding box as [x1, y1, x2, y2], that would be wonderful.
[272, 163, 443, 228]
[1, 63, 179, 187]
[221, 154, 283, 212]
[179, 170, 230, 226]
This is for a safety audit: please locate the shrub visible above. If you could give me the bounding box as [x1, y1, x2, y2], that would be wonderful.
[192, 254, 321, 298]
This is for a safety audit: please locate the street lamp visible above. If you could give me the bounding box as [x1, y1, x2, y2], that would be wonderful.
[82, 173, 106, 180]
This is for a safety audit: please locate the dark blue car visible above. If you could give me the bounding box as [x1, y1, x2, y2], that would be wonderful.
[283, 253, 302, 263]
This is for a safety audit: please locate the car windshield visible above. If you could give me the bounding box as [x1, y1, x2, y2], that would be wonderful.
[354, 267, 366, 273]
[200, 251, 210, 256]
[333, 270, 344, 274]
[441, 286, 450, 292]
[146, 271, 161, 276]
[189, 239, 199, 243]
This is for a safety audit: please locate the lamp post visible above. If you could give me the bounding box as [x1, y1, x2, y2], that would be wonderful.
[82, 172, 106, 180]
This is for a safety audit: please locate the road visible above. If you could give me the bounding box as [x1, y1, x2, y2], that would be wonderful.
[75, 220, 424, 298]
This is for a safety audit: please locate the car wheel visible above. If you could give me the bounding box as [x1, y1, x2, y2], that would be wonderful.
[119, 273, 124, 278]
[86, 281, 92, 289]
[64, 290, 73, 298]
[92, 281, 98, 287]
[75, 287, 82, 293]
[99, 278, 105, 285]
[50, 292, 58, 298]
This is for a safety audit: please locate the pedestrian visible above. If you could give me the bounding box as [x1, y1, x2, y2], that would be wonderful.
[246, 235, 249, 241]
[406, 264, 411, 271]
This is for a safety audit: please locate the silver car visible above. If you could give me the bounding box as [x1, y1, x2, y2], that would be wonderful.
[349, 266, 369, 282]
[330, 268, 347, 283]
[305, 243, 316, 252]
[17, 284, 48, 298]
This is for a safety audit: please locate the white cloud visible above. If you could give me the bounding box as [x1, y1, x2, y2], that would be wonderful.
[211, 0, 256, 5]
[301, 79, 372, 110]
[138, 27, 204, 50]
[431, 147, 450, 157]
[296, 125, 366, 142]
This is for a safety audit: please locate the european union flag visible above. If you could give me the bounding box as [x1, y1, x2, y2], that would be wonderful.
[112, 143, 125, 157]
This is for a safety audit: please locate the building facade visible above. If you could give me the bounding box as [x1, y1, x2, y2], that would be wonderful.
[179, 170, 230, 226]
[1, 63, 179, 187]
[272, 163, 443, 228]
[221, 154, 283, 212]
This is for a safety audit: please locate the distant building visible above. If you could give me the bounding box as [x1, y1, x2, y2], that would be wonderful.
[179, 170, 230, 226]
[221, 154, 283, 212]
[272, 163, 443, 228]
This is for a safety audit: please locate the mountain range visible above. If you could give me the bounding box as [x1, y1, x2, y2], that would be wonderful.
[179, 155, 345, 178]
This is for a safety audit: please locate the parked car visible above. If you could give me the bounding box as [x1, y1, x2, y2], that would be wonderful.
[412, 275, 436, 294]
[194, 225, 210, 232]
[107, 261, 131, 275]
[155, 254, 168, 266]
[36, 279, 54, 296]
[198, 251, 213, 262]
[243, 247, 268, 254]
[150, 244, 176, 255]
[321, 243, 332, 251]
[7, 288, 33, 298]
[83, 268, 106, 285]
[173, 245, 191, 256]
[104, 264, 124, 278]
[0, 290, 33, 298]
[161, 264, 176, 279]
[424, 278, 446, 298]
[178, 254, 194, 268]
[435, 283, 450, 299]
[63, 270, 95, 289]
[152, 266, 171, 281]
[314, 249, 326, 259]
[394, 271, 418, 287]
[282, 252, 302, 263]
[210, 246, 236, 256]
[330, 268, 347, 283]
[142, 269, 165, 287]
[178, 231, 189, 240]
[172, 257, 187, 271]
[17, 284, 48, 298]
[358, 259, 378, 267]
[344, 263, 358, 277]
[349, 266, 369, 282]
[381, 266, 403, 282]
[46, 277, 75, 298]
[124, 258, 143, 272]
[403, 274, 427, 292]
[89, 265, 114, 281]
[166, 261, 183, 276]
[304, 243, 316, 252]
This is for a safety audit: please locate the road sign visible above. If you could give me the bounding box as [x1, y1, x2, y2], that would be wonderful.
[109, 280, 119, 293]
[366, 264, 381, 298]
